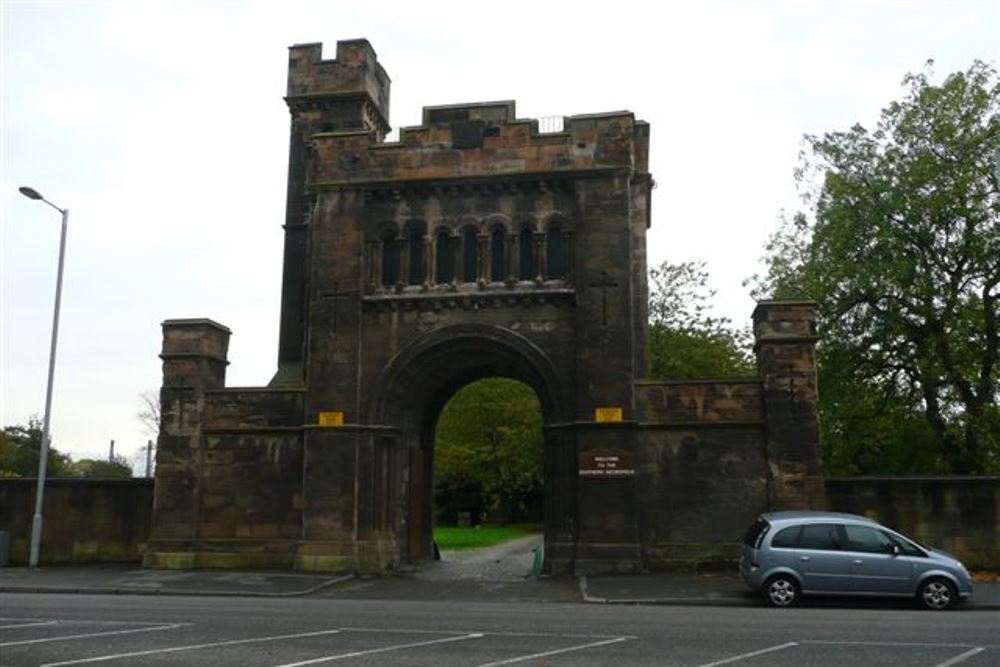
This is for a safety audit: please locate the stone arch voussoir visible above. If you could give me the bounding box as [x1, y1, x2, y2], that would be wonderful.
[368, 323, 566, 426]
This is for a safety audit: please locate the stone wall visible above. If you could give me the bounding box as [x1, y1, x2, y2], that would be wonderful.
[635, 380, 769, 568]
[826, 476, 1000, 570]
[0, 478, 153, 564]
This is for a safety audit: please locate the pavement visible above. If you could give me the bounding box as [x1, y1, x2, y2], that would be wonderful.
[2, 535, 999, 609]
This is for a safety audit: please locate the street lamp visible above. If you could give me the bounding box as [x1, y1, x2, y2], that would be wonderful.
[18, 186, 69, 568]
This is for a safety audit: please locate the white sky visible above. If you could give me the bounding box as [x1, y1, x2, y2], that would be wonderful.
[2, 0, 998, 464]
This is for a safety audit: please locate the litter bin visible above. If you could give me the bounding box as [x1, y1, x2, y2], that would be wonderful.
[0, 531, 9, 567]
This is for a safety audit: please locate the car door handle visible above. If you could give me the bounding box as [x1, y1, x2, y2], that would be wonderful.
[853, 559, 863, 565]
[799, 556, 810, 562]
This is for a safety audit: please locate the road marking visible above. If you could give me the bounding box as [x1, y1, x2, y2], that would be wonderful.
[803, 640, 980, 649]
[0, 621, 58, 629]
[339, 627, 621, 639]
[269, 632, 484, 667]
[474, 636, 634, 667]
[41, 629, 344, 666]
[933, 647, 986, 667]
[694, 642, 799, 667]
[0, 623, 185, 647]
[337, 627, 473, 635]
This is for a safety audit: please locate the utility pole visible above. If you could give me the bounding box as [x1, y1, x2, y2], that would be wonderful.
[109, 439, 115, 462]
[145, 440, 153, 478]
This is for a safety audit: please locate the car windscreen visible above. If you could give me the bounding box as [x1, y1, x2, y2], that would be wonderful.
[743, 516, 770, 548]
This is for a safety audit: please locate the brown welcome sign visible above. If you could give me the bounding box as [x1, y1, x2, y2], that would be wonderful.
[578, 448, 635, 478]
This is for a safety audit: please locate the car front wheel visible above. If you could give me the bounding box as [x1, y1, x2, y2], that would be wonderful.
[764, 574, 799, 608]
[918, 578, 956, 610]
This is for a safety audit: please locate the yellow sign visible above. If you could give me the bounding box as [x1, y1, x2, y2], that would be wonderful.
[318, 411, 345, 426]
[594, 407, 623, 423]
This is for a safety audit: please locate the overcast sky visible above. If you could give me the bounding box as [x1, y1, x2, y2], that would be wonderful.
[2, 0, 998, 465]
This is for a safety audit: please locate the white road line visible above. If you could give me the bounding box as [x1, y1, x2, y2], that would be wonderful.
[474, 635, 634, 667]
[269, 632, 484, 667]
[0, 621, 58, 630]
[41, 629, 344, 666]
[11, 619, 183, 627]
[933, 647, 986, 667]
[0, 623, 185, 647]
[803, 640, 980, 649]
[694, 642, 800, 667]
[339, 627, 621, 639]
[337, 627, 471, 635]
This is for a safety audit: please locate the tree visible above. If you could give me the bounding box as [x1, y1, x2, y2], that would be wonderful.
[135, 389, 160, 476]
[69, 456, 133, 478]
[434, 379, 543, 524]
[0, 418, 73, 477]
[136, 389, 160, 437]
[648, 260, 755, 379]
[751, 61, 1000, 473]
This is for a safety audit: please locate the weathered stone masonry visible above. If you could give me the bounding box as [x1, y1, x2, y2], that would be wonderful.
[145, 39, 825, 574]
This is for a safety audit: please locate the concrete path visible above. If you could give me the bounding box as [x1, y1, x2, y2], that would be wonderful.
[416, 532, 542, 582]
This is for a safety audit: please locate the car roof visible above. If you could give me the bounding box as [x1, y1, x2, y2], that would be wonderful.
[763, 510, 879, 525]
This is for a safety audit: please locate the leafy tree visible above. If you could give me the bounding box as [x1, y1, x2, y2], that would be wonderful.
[434, 378, 543, 525]
[648, 260, 755, 379]
[750, 61, 1000, 473]
[69, 456, 133, 478]
[0, 418, 73, 477]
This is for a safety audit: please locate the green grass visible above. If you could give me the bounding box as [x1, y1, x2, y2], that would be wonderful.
[433, 524, 540, 551]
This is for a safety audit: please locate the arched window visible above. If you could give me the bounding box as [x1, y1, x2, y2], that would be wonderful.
[490, 227, 506, 282]
[407, 226, 425, 285]
[462, 228, 478, 282]
[381, 233, 398, 287]
[546, 225, 566, 279]
[518, 226, 534, 280]
[435, 231, 452, 284]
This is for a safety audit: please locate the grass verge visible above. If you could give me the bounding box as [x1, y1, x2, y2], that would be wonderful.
[434, 524, 540, 551]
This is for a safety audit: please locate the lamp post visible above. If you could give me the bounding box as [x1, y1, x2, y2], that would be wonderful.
[18, 186, 69, 568]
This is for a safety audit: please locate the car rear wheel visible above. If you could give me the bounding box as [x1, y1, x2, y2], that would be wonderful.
[918, 578, 956, 610]
[764, 574, 799, 608]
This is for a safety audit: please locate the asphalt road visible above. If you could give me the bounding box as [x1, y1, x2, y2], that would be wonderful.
[1, 593, 997, 667]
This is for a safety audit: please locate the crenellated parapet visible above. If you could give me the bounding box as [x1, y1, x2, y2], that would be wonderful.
[286, 39, 391, 135]
[307, 104, 649, 187]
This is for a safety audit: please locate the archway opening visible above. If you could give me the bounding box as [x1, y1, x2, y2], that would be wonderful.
[431, 378, 544, 557]
[370, 326, 569, 570]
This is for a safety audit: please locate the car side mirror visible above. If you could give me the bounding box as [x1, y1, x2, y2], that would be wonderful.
[891, 545, 900, 557]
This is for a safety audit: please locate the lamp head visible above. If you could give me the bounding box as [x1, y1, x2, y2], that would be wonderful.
[19, 186, 44, 200]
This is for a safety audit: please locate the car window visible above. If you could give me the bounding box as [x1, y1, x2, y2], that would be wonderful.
[884, 531, 926, 557]
[770, 526, 800, 548]
[844, 525, 895, 553]
[796, 523, 841, 551]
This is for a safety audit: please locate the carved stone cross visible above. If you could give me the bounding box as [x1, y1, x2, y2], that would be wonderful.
[317, 282, 355, 331]
[588, 270, 618, 326]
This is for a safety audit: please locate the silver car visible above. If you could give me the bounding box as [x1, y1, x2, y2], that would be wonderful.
[739, 511, 973, 610]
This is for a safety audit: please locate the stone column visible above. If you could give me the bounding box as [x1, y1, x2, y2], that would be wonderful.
[753, 300, 825, 510]
[145, 319, 230, 568]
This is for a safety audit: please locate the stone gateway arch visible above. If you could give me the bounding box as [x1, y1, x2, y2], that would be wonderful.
[146, 39, 824, 574]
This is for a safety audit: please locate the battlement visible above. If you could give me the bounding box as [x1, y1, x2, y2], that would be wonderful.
[287, 39, 390, 128]
[307, 105, 650, 186]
